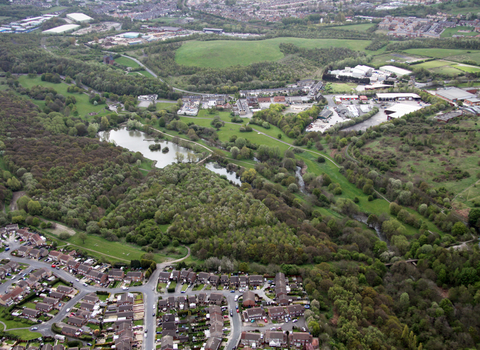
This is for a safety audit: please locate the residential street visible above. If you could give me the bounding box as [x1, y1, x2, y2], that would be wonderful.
[0, 240, 248, 350]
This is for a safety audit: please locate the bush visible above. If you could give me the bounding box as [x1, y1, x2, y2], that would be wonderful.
[368, 195, 374, 201]
[317, 156, 326, 163]
[354, 197, 359, 203]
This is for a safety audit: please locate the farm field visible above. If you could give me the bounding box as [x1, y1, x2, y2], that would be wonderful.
[370, 53, 424, 66]
[175, 38, 377, 68]
[403, 48, 480, 61]
[452, 64, 480, 73]
[115, 56, 141, 68]
[17, 75, 107, 119]
[441, 26, 479, 38]
[412, 60, 464, 75]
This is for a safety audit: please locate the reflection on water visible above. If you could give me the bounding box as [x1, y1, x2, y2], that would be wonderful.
[99, 128, 243, 184]
[99, 127, 192, 168]
[205, 163, 241, 185]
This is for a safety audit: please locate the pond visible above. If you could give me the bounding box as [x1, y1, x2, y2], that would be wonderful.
[99, 127, 193, 168]
[98, 127, 242, 184]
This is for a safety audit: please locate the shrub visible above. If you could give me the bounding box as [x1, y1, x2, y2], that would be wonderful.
[317, 156, 326, 163]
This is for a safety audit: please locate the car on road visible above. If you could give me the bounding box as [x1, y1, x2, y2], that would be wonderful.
[31, 327, 38, 330]
[145, 329, 148, 333]
[66, 308, 70, 312]
[122, 287, 129, 290]
[293, 319, 298, 323]
[145, 333, 147, 338]
[75, 278, 79, 282]
[230, 290, 235, 293]
[230, 310, 233, 316]
[236, 308, 239, 313]
[153, 313, 155, 317]
[181, 290, 186, 293]
[51, 264, 56, 268]
[4, 248, 9, 251]
[87, 343, 92, 347]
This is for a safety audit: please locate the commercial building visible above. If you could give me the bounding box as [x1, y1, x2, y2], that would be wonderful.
[379, 65, 413, 76]
[384, 103, 424, 120]
[203, 28, 224, 34]
[66, 13, 93, 23]
[42, 24, 80, 34]
[376, 93, 421, 101]
[435, 87, 476, 103]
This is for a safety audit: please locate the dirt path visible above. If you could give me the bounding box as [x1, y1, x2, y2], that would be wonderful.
[10, 191, 26, 211]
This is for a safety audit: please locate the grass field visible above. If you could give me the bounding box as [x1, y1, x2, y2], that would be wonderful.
[49, 230, 187, 263]
[441, 26, 479, 38]
[128, 70, 154, 78]
[453, 64, 480, 73]
[17, 75, 107, 119]
[115, 56, 141, 69]
[413, 60, 463, 76]
[324, 82, 357, 93]
[175, 37, 377, 68]
[328, 23, 375, 32]
[404, 48, 480, 60]
[5, 329, 41, 340]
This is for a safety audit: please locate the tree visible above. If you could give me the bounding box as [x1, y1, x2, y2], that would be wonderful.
[59, 232, 70, 240]
[78, 232, 87, 244]
[27, 200, 42, 215]
[468, 208, 480, 228]
[230, 146, 240, 159]
[241, 168, 257, 183]
[235, 137, 246, 149]
[175, 152, 185, 163]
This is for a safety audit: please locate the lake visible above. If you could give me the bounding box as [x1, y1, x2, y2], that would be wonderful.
[99, 127, 241, 184]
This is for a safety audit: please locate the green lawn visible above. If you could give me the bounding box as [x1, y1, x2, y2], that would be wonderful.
[412, 60, 463, 76]
[328, 23, 375, 32]
[181, 284, 188, 292]
[324, 82, 358, 94]
[127, 70, 154, 78]
[441, 26, 479, 38]
[176, 38, 377, 68]
[115, 56, 141, 68]
[404, 48, 480, 59]
[53, 231, 187, 263]
[5, 329, 41, 340]
[17, 75, 107, 119]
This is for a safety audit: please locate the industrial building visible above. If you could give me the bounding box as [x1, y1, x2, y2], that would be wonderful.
[42, 24, 81, 34]
[379, 65, 413, 76]
[329, 65, 391, 83]
[203, 28, 224, 34]
[435, 87, 476, 103]
[376, 93, 421, 101]
[384, 103, 423, 119]
[66, 13, 93, 23]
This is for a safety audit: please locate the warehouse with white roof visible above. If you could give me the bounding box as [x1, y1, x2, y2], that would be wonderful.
[379, 65, 413, 76]
[66, 13, 93, 23]
[42, 24, 80, 34]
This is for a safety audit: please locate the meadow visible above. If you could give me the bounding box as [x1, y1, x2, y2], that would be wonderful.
[404, 48, 480, 61]
[441, 26, 479, 38]
[128, 70, 154, 78]
[175, 38, 377, 68]
[17, 75, 107, 119]
[412, 59, 463, 76]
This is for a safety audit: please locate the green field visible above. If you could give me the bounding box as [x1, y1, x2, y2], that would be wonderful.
[453, 64, 480, 73]
[404, 48, 480, 60]
[324, 82, 357, 93]
[115, 56, 141, 68]
[413, 60, 463, 76]
[175, 38, 376, 68]
[17, 75, 107, 119]
[328, 23, 375, 32]
[441, 26, 479, 38]
[52, 231, 188, 263]
[128, 70, 154, 77]
[5, 329, 42, 340]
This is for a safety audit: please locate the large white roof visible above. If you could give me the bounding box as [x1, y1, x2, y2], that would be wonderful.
[42, 24, 80, 34]
[385, 103, 423, 119]
[380, 65, 413, 76]
[66, 13, 93, 22]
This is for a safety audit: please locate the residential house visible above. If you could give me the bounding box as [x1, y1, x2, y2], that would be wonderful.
[78, 264, 92, 275]
[48, 251, 62, 261]
[268, 306, 285, 320]
[43, 297, 59, 306]
[32, 268, 50, 280]
[162, 321, 177, 337]
[265, 331, 287, 347]
[36, 302, 53, 312]
[289, 332, 313, 347]
[273, 96, 286, 103]
[180, 269, 191, 283]
[170, 270, 180, 281]
[158, 271, 171, 283]
[116, 311, 134, 319]
[67, 260, 80, 271]
[0, 286, 24, 305]
[230, 276, 239, 289]
[240, 332, 263, 347]
[209, 275, 220, 286]
[59, 254, 73, 265]
[108, 268, 125, 281]
[57, 285, 74, 295]
[30, 233, 44, 246]
[242, 307, 266, 322]
[158, 299, 168, 311]
[125, 271, 143, 282]
[88, 270, 107, 284]
[17, 246, 32, 257]
[249, 275, 263, 288]
[80, 302, 95, 311]
[52, 345, 65, 350]
[197, 272, 210, 284]
[239, 276, 248, 289]
[62, 326, 79, 337]
[198, 293, 207, 305]
[39, 248, 49, 258]
[6, 224, 19, 232]
[161, 335, 174, 350]
[209, 293, 224, 305]
[83, 293, 99, 304]
[187, 271, 197, 284]
[242, 291, 256, 307]
[220, 275, 229, 286]
[188, 295, 197, 308]
[206, 337, 222, 350]
[50, 291, 64, 300]
[22, 308, 40, 318]
[118, 293, 134, 306]
[286, 304, 304, 318]
[67, 316, 87, 327]
[29, 248, 41, 259]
